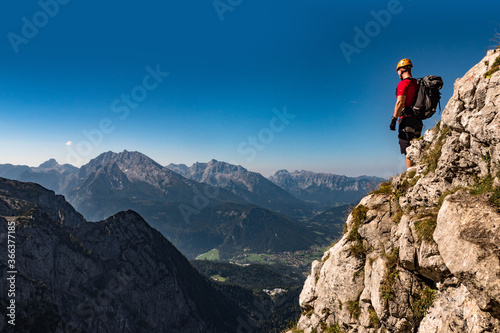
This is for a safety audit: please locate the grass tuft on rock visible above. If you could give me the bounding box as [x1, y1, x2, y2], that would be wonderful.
[291, 328, 305, 333]
[368, 306, 381, 329]
[484, 54, 500, 78]
[489, 188, 500, 208]
[468, 173, 500, 209]
[346, 299, 361, 320]
[394, 173, 421, 201]
[422, 124, 450, 175]
[470, 175, 494, 196]
[372, 180, 393, 195]
[412, 286, 436, 322]
[415, 215, 437, 243]
[380, 248, 399, 300]
[346, 205, 369, 259]
[349, 242, 366, 259]
[392, 201, 404, 224]
[322, 323, 345, 333]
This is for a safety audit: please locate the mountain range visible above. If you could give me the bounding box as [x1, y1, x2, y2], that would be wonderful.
[0, 151, 382, 258]
[269, 169, 382, 209]
[167, 160, 312, 218]
[0, 158, 79, 194]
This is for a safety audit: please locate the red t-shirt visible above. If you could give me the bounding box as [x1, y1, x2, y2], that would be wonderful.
[396, 78, 419, 107]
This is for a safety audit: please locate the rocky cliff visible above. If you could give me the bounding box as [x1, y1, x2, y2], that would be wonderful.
[0, 178, 246, 332]
[294, 50, 500, 332]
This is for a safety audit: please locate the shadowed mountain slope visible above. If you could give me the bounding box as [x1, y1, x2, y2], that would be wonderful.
[0, 177, 247, 332]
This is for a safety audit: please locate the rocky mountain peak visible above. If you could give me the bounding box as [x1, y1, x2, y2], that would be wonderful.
[38, 158, 59, 169]
[165, 159, 311, 218]
[0, 177, 85, 227]
[204, 160, 245, 177]
[81, 150, 163, 174]
[167, 162, 189, 176]
[77, 150, 185, 191]
[34, 159, 78, 174]
[293, 50, 500, 333]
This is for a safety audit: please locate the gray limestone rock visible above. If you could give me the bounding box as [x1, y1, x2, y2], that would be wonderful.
[435, 190, 500, 319]
[294, 50, 500, 333]
[419, 285, 500, 333]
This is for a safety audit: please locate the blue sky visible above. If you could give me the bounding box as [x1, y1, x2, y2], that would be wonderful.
[0, 0, 499, 178]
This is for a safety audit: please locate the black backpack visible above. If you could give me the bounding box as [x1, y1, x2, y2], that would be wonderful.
[412, 75, 444, 120]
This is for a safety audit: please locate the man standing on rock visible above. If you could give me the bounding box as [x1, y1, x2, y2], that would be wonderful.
[390, 58, 422, 168]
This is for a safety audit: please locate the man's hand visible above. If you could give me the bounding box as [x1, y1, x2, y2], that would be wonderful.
[390, 117, 397, 131]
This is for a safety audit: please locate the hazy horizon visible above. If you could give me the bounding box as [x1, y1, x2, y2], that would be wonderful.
[0, 150, 388, 179]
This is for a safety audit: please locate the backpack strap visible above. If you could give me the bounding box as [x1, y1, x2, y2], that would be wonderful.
[401, 106, 414, 118]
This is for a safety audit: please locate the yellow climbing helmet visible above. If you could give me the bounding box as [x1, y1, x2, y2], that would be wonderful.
[396, 58, 413, 71]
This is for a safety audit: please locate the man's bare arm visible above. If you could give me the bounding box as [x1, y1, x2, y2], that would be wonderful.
[393, 95, 406, 118]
